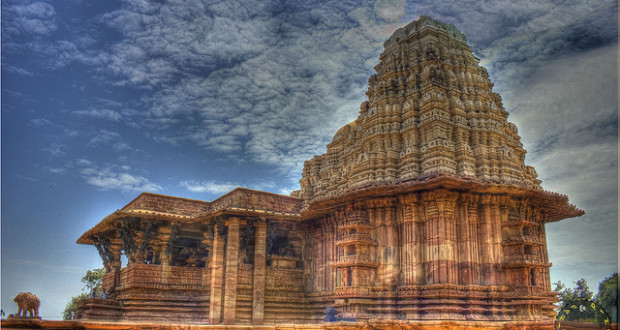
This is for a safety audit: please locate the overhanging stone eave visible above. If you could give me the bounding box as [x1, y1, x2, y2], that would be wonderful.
[76, 209, 197, 245]
[193, 208, 302, 223]
[77, 211, 121, 245]
[300, 173, 584, 221]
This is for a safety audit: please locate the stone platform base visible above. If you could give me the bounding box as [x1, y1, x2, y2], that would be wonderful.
[5, 319, 601, 330]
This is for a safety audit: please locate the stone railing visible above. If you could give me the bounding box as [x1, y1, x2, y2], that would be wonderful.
[336, 233, 375, 246]
[333, 254, 378, 268]
[209, 188, 302, 215]
[503, 235, 543, 245]
[514, 285, 547, 296]
[341, 219, 372, 228]
[118, 264, 205, 291]
[335, 286, 371, 297]
[503, 254, 541, 265]
[122, 192, 210, 216]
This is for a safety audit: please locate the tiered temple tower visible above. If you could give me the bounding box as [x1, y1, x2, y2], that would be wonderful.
[298, 15, 582, 324]
[76, 16, 583, 328]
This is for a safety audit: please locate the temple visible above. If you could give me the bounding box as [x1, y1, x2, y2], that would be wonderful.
[76, 16, 583, 327]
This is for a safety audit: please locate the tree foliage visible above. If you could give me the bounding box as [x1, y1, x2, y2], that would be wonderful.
[82, 268, 106, 297]
[596, 273, 618, 323]
[554, 273, 618, 324]
[62, 293, 88, 320]
[62, 268, 105, 320]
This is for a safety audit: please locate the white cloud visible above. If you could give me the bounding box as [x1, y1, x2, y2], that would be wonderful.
[112, 142, 132, 151]
[76, 159, 92, 167]
[31, 118, 53, 127]
[179, 180, 238, 194]
[42, 143, 68, 157]
[74, 160, 161, 193]
[73, 109, 122, 121]
[375, 0, 406, 22]
[44, 0, 400, 181]
[87, 130, 135, 152]
[88, 130, 121, 146]
[49, 167, 66, 174]
[86, 172, 162, 193]
[2, 2, 58, 38]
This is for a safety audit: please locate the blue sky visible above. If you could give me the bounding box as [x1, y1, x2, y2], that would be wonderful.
[1, 0, 617, 320]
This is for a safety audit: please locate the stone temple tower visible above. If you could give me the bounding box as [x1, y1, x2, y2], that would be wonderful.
[298, 16, 583, 324]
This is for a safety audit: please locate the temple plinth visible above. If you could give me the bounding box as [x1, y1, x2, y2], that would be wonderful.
[75, 16, 583, 328]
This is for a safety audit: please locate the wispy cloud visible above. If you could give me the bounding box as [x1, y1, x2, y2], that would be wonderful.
[15, 174, 41, 183]
[88, 130, 127, 149]
[42, 143, 68, 157]
[179, 180, 238, 194]
[80, 168, 161, 193]
[73, 108, 122, 121]
[30, 118, 53, 127]
[85, 171, 162, 193]
[2, 2, 58, 38]
[18, 0, 400, 179]
[179, 178, 287, 196]
[75, 159, 161, 193]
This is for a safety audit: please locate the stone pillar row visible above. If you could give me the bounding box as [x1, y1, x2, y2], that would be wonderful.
[208, 217, 270, 325]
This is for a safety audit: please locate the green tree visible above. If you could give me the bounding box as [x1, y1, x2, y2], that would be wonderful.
[62, 268, 106, 320]
[595, 273, 618, 323]
[555, 274, 617, 324]
[82, 268, 106, 297]
[575, 278, 594, 300]
[553, 278, 595, 321]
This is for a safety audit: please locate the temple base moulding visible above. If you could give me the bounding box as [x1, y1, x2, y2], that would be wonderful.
[5, 319, 617, 330]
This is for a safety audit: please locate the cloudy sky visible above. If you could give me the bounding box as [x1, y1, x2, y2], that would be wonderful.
[2, 0, 617, 319]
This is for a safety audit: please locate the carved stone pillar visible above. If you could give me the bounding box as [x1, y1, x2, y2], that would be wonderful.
[458, 194, 479, 285]
[412, 197, 425, 285]
[132, 232, 145, 264]
[159, 226, 172, 284]
[468, 195, 480, 285]
[385, 205, 399, 287]
[252, 220, 267, 325]
[375, 207, 388, 286]
[209, 221, 225, 325]
[442, 191, 458, 285]
[497, 196, 511, 286]
[326, 220, 336, 291]
[223, 217, 240, 324]
[201, 232, 212, 288]
[489, 196, 504, 286]
[108, 241, 123, 295]
[478, 195, 493, 285]
[422, 190, 459, 284]
[538, 211, 551, 291]
[422, 191, 438, 284]
[398, 194, 415, 286]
